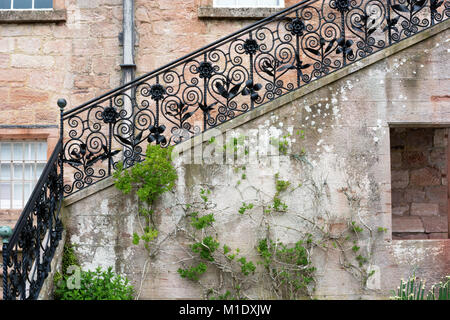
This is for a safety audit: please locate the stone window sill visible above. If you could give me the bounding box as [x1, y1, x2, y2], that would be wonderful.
[198, 7, 283, 19]
[0, 9, 66, 24]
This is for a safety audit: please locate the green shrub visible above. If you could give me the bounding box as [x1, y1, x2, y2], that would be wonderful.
[113, 144, 177, 206]
[54, 267, 134, 300]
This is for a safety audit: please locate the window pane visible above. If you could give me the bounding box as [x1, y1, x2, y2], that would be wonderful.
[13, 143, 23, 161]
[36, 163, 45, 179]
[258, 0, 281, 7]
[23, 143, 31, 161]
[37, 142, 47, 161]
[13, 164, 23, 180]
[214, 0, 236, 7]
[0, 183, 11, 209]
[0, 164, 11, 180]
[0, 0, 11, 10]
[24, 164, 33, 180]
[236, 0, 256, 6]
[13, 182, 23, 209]
[23, 183, 32, 204]
[0, 143, 11, 161]
[13, 0, 32, 9]
[35, 0, 52, 9]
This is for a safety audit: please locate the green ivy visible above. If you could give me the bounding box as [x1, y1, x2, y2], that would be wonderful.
[257, 237, 316, 299]
[114, 144, 177, 206]
[191, 213, 215, 230]
[178, 263, 208, 281]
[114, 144, 177, 250]
[191, 236, 220, 262]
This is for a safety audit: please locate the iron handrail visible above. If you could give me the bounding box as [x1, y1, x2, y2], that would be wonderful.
[60, 0, 449, 196]
[62, 0, 316, 118]
[2, 139, 64, 300]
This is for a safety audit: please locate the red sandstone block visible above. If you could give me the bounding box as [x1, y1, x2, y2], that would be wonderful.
[410, 167, 441, 186]
[392, 216, 424, 233]
[392, 206, 409, 216]
[391, 189, 406, 204]
[433, 128, 447, 148]
[404, 188, 425, 203]
[0, 54, 9, 68]
[405, 129, 433, 151]
[402, 151, 427, 168]
[428, 233, 449, 239]
[10, 87, 49, 104]
[429, 148, 447, 171]
[422, 216, 448, 233]
[425, 185, 447, 204]
[391, 170, 409, 188]
[391, 151, 402, 168]
[0, 69, 27, 83]
[411, 203, 439, 216]
[392, 233, 428, 240]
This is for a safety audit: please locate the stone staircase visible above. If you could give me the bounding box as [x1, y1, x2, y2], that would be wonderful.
[1, 0, 449, 300]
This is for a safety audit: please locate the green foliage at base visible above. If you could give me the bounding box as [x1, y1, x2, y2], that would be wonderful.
[61, 242, 80, 275]
[257, 237, 316, 299]
[54, 267, 134, 300]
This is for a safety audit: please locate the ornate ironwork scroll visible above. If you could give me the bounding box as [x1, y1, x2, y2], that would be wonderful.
[61, 0, 449, 195]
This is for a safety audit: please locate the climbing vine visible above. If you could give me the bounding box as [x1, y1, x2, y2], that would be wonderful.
[113, 127, 385, 299]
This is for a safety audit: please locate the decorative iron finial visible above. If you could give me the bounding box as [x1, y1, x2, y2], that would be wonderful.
[0, 226, 13, 244]
[57, 98, 67, 111]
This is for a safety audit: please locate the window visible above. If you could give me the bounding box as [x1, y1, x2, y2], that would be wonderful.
[0, 0, 52, 10]
[0, 141, 47, 209]
[213, 0, 284, 8]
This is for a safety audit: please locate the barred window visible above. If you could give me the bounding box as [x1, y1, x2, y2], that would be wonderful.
[0, 141, 47, 209]
[0, 0, 53, 10]
[214, 0, 284, 8]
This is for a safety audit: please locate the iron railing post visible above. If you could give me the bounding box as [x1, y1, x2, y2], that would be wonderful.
[57, 98, 66, 195]
[0, 226, 13, 300]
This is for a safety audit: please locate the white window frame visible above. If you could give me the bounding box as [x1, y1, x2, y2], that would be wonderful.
[213, 0, 284, 8]
[0, 0, 53, 11]
[0, 140, 47, 210]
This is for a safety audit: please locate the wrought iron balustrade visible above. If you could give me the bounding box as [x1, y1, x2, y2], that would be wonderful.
[2, 138, 64, 300]
[2, 0, 449, 300]
[61, 0, 449, 196]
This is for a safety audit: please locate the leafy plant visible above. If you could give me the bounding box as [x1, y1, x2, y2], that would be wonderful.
[54, 267, 134, 300]
[257, 238, 316, 299]
[114, 144, 177, 251]
[191, 236, 220, 262]
[178, 263, 208, 281]
[114, 144, 177, 206]
[391, 275, 449, 300]
[191, 213, 215, 230]
[238, 202, 254, 215]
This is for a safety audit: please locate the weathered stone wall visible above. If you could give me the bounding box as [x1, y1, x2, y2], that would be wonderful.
[0, 0, 123, 126]
[134, 0, 298, 75]
[1, 0, 302, 127]
[391, 127, 449, 240]
[63, 28, 450, 299]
